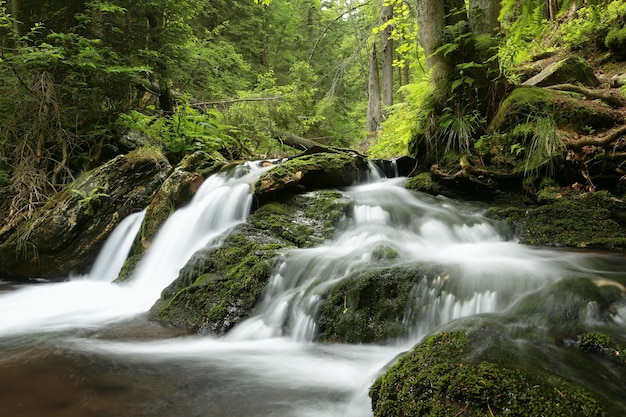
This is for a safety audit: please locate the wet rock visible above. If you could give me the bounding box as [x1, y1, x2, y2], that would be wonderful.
[0, 148, 171, 280]
[370, 326, 622, 417]
[522, 57, 600, 87]
[149, 191, 347, 334]
[486, 189, 626, 249]
[318, 266, 435, 344]
[253, 151, 369, 205]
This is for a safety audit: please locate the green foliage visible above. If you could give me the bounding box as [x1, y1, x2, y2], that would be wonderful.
[223, 62, 328, 157]
[71, 185, 110, 216]
[369, 74, 432, 158]
[499, 0, 552, 80]
[117, 104, 235, 157]
[557, 0, 626, 51]
[437, 107, 486, 154]
[605, 26, 626, 59]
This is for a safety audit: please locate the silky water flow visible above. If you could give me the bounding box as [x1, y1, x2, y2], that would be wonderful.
[0, 161, 625, 417]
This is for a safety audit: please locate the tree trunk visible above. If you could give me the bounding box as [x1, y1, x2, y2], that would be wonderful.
[380, 0, 394, 108]
[548, 0, 558, 20]
[415, 0, 449, 109]
[367, 44, 382, 133]
[9, 0, 20, 39]
[468, 0, 501, 35]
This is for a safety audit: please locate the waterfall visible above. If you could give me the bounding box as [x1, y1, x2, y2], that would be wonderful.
[0, 161, 273, 337]
[227, 177, 591, 342]
[88, 210, 145, 281]
[0, 162, 624, 417]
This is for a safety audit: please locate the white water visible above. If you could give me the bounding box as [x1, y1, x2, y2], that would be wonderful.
[0, 161, 272, 337]
[0, 165, 623, 417]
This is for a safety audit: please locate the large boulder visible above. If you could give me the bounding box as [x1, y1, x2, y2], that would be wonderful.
[149, 190, 347, 334]
[0, 148, 171, 280]
[318, 265, 440, 344]
[522, 57, 600, 87]
[486, 189, 626, 249]
[253, 151, 369, 205]
[370, 277, 626, 416]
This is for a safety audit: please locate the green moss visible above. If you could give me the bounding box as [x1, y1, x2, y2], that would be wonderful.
[318, 267, 428, 343]
[605, 26, 626, 60]
[254, 151, 367, 203]
[487, 190, 626, 248]
[150, 190, 347, 334]
[371, 331, 611, 417]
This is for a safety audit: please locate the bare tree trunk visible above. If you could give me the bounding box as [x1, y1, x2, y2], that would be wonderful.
[367, 44, 382, 133]
[548, 0, 558, 20]
[380, 0, 394, 107]
[9, 0, 20, 39]
[468, 0, 501, 35]
[415, 0, 449, 109]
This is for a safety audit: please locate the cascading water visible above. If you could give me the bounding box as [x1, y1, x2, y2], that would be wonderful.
[0, 162, 625, 417]
[0, 161, 272, 337]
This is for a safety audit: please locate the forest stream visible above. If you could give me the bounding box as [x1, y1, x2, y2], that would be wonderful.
[1, 163, 626, 417]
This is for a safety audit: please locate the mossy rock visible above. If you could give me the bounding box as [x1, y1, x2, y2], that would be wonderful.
[317, 266, 430, 344]
[522, 57, 600, 88]
[605, 26, 626, 60]
[149, 191, 346, 334]
[491, 87, 622, 135]
[254, 151, 368, 204]
[0, 148, 171, 280]
[370, 328, 621, 417]
[486, 190, 626, 248]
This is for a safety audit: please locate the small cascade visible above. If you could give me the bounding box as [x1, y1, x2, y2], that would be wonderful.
[0, 161, 273, 336]
[229, 177, 601, 343]
[127, 161, 273, 299]
[88, 210, 145, 282]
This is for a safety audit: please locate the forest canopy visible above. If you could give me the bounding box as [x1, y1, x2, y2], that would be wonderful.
[1, 0, 626, 224]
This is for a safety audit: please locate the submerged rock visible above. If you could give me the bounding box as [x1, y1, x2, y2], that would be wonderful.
[0, 148, 170, 280]
[149, 190, 346, 334]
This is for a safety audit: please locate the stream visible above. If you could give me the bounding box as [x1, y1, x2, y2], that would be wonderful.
[1, 162, 625, 416]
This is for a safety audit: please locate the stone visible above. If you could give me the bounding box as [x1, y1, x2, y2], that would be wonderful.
[0, 148, 171, 280]
[522, 57, 600, 87]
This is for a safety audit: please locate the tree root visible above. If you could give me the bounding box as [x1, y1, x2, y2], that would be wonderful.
[563, 124, 626, 148]
[546, 83, 626, 108]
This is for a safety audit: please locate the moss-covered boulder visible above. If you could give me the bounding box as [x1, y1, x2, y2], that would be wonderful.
[318, 266, 436, 344]
[522, 57, 600, 87]
[0, 148, 170, 280]
[371, 275, 626, 416]
[490, 86, 622, 134]
[149, 190, 346, 334]
[370, 329, 620, 417]
[253, 151, 368, 204]
[487, 189, 626, 248]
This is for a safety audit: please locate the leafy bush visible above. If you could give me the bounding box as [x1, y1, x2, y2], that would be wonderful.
[605, 26, 626, 59]
[117, 104, 236, 157]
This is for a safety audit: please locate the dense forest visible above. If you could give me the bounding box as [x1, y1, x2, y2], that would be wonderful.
[1, 0, 626, 227]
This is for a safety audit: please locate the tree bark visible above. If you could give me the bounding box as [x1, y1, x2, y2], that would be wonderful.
[367, 44, 382, 133]
[380, 0, 394, 107]
[415, 0, 449, 109]
[468, 0, 501, 35]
